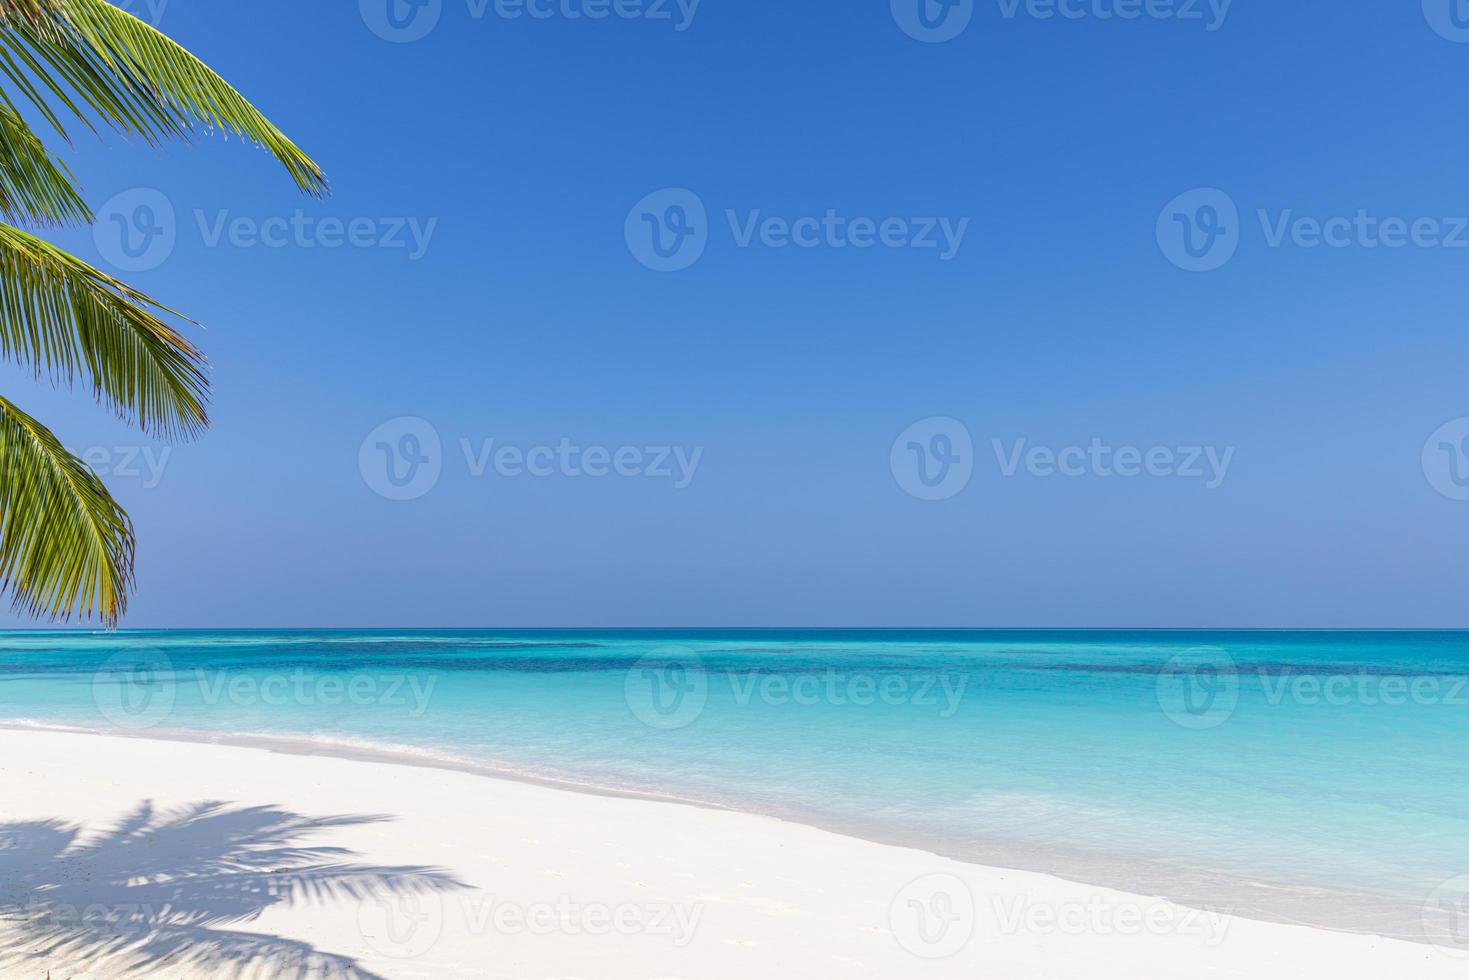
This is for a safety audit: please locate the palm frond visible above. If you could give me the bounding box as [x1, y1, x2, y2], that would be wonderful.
[0, 393, 133, 625]
[0, 101, 89, 225]
[0, 221, 208, 439]
[0, 0, 318, 628]
[0, 0, 326, 195]
[0, 1, 57, 32]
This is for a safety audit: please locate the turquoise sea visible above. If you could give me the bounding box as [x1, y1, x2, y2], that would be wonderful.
[2, 629, 1466, 942]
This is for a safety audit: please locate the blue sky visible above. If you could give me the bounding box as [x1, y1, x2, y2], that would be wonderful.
[3, 0, 1468, 628]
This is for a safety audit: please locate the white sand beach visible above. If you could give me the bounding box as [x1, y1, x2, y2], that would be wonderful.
[0, 727, 1457, 980]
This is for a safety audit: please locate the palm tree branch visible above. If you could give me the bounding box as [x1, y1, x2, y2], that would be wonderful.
[0, 1, 58, 32]
[0, 101, 89, 225]
[0, 221, 208, 439]
[0, 0, 326, 194]
[0, 392, 133, 625]
[0, 5, 168, 144]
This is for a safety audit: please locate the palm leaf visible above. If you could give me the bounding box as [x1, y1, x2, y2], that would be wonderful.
[0, 1, 56, 31]
[0, 393, 132, 625]
[0, 0, 326, 195]
[0, 221, 208, 439]
[0, 101, 89, 225]
[0, 0, 321, 627]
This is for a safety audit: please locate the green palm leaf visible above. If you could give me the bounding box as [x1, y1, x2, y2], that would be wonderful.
[0, 0, 323, 625]
[0, 0, 326, 195]
[0, 102, 89, 226]
[0, 221, 208, 440]
[0, 1, 58, 31]
[0, 393, 133, 625]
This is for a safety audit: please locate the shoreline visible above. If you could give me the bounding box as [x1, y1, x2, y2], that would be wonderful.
[0, 720, 736, 810]
[1, 727, 1464, 978]
[0, 726, 1461, 979]
[0, 719, 1441, 948]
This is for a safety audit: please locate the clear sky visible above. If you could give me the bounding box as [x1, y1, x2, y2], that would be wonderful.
[2, 0, 1467, 628]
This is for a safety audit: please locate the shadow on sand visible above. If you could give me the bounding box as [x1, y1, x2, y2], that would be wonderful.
[0, 800, 468, 979]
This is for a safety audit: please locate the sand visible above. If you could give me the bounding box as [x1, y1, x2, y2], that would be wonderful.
[0, 727, 1458, 979]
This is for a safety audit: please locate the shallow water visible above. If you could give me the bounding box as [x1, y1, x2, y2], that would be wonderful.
[2, 628, 1466, 941]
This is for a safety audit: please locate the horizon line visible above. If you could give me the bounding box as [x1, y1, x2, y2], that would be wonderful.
[3, 626, 1469, 633]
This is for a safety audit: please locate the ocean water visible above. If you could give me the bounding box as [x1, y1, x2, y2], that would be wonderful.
[1, 629, 1466, 941]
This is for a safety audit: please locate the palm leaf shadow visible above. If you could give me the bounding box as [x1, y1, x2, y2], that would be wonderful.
[0, 800, 468, 978]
